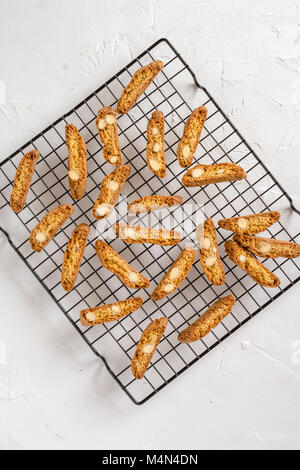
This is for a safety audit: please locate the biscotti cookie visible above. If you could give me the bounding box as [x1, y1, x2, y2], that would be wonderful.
[197, 218, 225, 286]
[95, 239, 150, 289]
[177, 106, 208, 168]
[117, 60, 164, 114]
[178, 295, 235, 343]
[30, 204, 74, 252]
[131, 317, 168, 379]
[61, 224, 90, 292]
[146, 110, 166, 177]
[96, 107, 122, 166]
[115, 223, 182, 246]
[65, 124, 87, 200]
[128, 195, 183, 214]
[182, 163, 247, 187]
[92, 165, 130, 220]
[233, 234, 300, 259]
[151, 247, 196, 300]
[80, 297, 143, 326]
[218, 211, 280, 235]
[224, 240, 280, 287]
[10, 150, 39, 212]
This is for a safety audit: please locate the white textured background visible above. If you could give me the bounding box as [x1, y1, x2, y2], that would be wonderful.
[1, 0, 300, 450]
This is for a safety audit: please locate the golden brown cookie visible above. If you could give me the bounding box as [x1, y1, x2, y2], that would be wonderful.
[96, 107, 122, 166]
[146, 110, 166, 178]
[131, 317, 168, 379]
[224, 240, 280, 287]
[61, 224, 90, 292]
[177, 106, 208, 168]
[218, 211, 280, 235]
[151, 247, 196, 300]
[95, 239, 150, 289]
[128, 195, 183, 214]
[233, 234, 300, 259]
[80, 297, 143, 326]
[182, 163, 247, 187]
[65, 124, 87, 200]
[92, 165, 130, 220]
[178, 295, 235, 343]
[115, 223, 182, 246]
[197, 218, 225, 286]
[117, 60, 164, 114]
[10, 150, 39, 212]
[30, 204, 74, 252]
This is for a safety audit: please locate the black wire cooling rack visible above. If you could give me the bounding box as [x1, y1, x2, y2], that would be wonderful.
[0, 38, 300, 405]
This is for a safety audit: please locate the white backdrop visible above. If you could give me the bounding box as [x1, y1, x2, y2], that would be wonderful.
[0, 0, 300, 450]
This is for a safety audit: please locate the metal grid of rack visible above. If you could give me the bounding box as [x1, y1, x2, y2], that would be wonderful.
[0, 38, 299, 404]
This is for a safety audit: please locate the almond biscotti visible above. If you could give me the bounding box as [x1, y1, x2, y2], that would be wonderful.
[128, 195, 183, 214]
[96, 107, 122, 166]
[115, 223, 182, 246]
[65, 124, 87, 200]
[10, 150, 39, 212]
[177, 106, 208, 168]
[92, 165, 130, 220]
[224, 240, 280, 287]
[131, 317, 168, 379]
[233, 234, 300, 259]
[197, 218, 225, 286]
[182, 163, 247, 187]
[80, 297, 143, 326]
[30, 204, 74, 252]
[146, 110, 166, 178]
[178, 295, 235, 343]
[218, 211, 280, 235]
[61, 224, 90, 292]
[95, 239, 150, 289]
[151, 247, 196, 300]
[117, 60, 164, 114]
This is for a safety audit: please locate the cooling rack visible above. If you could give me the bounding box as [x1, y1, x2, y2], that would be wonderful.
[0, 38, 299, 405]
